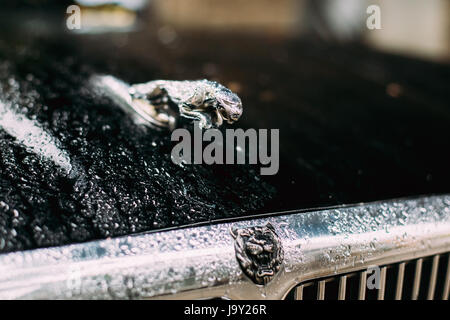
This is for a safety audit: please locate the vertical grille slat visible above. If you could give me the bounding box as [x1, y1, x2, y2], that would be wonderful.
[358, 271, 367, 300]
[395, 262, 405, 300]
[286, 253, 449, 300]
[338, 275, 347, 300]
[317, 280, 326, 300]
[443, 255, 450, 300]
[427, 255, 440, 300]
[377, 267, 387, 300]
[412, 258, 423, 300]
[294, 285, 304, 300]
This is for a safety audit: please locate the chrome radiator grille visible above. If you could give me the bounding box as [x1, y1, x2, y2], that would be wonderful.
[288, 253, 450, 300]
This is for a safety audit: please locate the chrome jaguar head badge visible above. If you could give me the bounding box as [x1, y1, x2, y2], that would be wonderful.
[230, 223, 284, 285]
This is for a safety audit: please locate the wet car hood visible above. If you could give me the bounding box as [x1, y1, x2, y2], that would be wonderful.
[1, 21, 450, 254]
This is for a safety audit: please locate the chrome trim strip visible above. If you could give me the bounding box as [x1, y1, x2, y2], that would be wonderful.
[0, 195, 449, 299]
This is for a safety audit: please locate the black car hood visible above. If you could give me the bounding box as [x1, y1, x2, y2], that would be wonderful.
[1, 25, 450, 253]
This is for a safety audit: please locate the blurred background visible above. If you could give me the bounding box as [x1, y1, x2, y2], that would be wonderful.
[148, 0, 450, 62]
[1, 0, 449, 63]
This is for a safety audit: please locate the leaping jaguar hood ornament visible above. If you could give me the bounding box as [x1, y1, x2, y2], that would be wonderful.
[91, 75, 243, 130]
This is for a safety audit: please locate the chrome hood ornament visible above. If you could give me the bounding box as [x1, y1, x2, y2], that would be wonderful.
[91, 75, 243, 130]
[231, 223, 284, 285]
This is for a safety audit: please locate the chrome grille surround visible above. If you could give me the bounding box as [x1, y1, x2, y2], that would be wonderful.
[0, 195, 449, 300]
